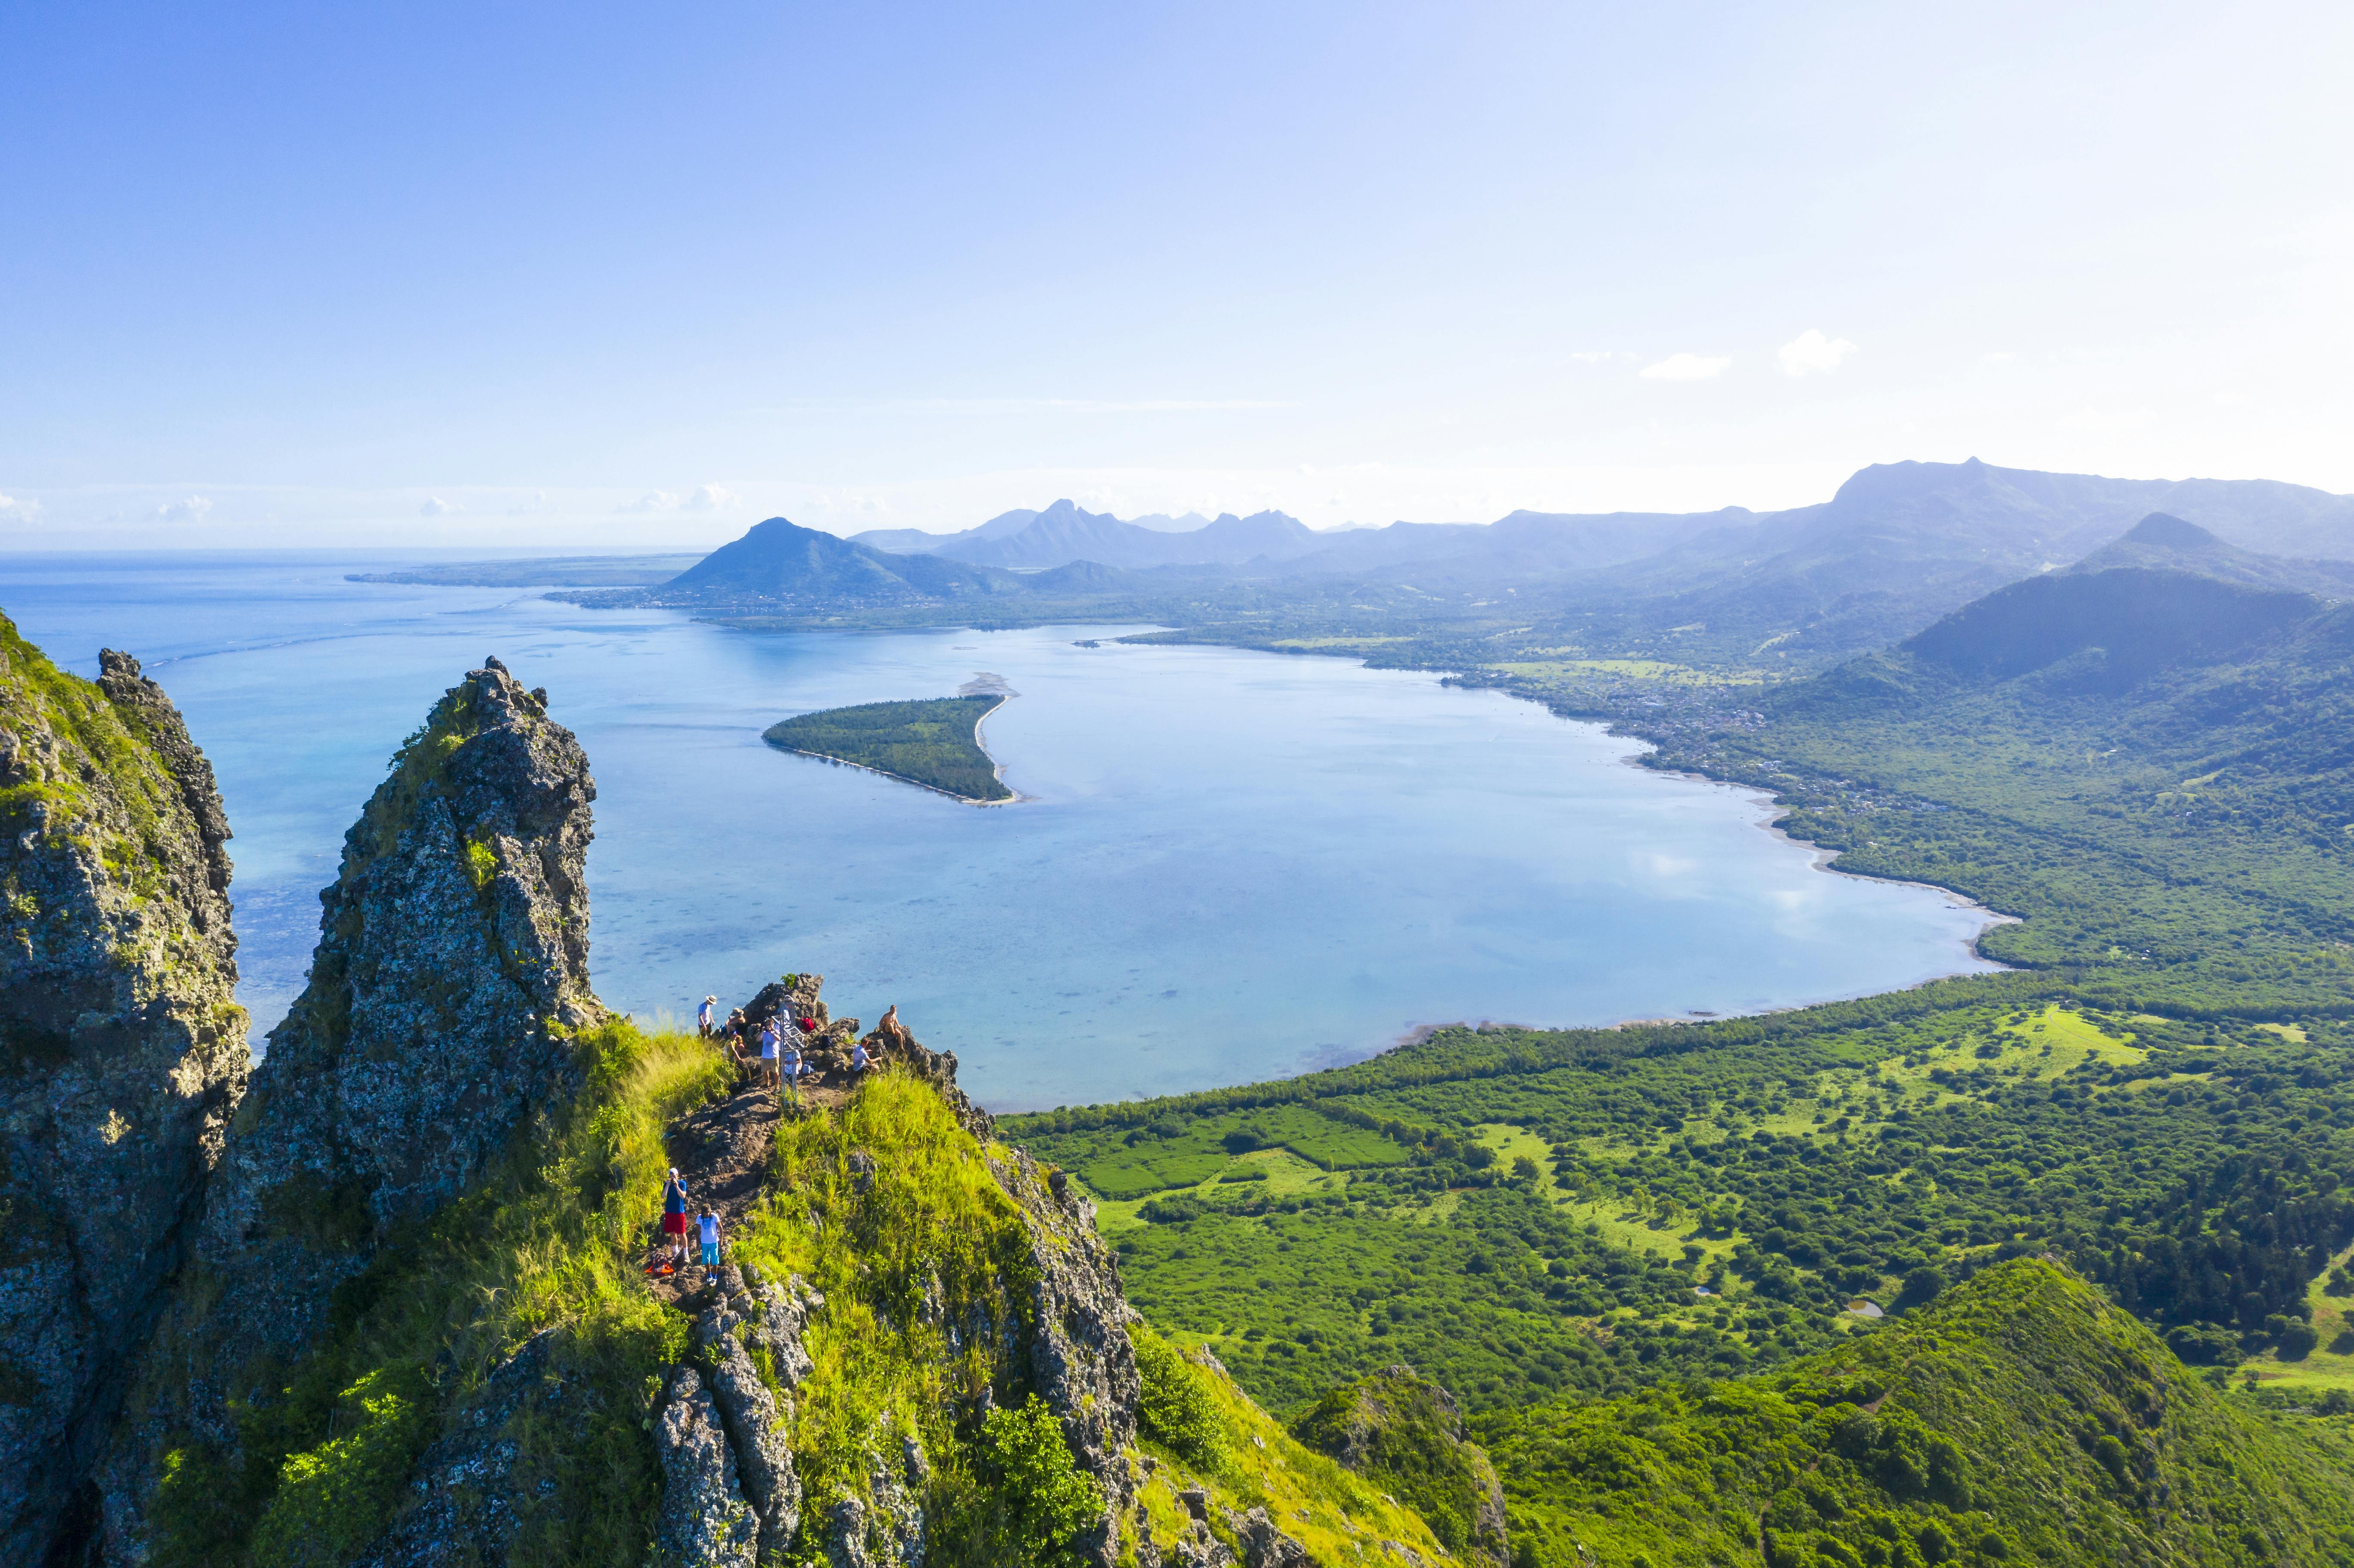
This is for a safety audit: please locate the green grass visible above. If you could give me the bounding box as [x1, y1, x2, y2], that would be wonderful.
[147, 1020, 732, 1568]
[729, 1071, 1043, 1562]
[763, 695, 1012, 802]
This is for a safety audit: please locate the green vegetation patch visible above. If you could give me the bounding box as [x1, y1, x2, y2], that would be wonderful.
[763, 695, 1012, 802]
[1056, 1104, 1417, 1200]
[149, 1021, 733, 1568]
[1482, 1260, 2354, 1568]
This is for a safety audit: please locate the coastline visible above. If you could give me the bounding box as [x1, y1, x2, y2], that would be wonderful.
[770, 692, 1027, 806]
[1631, 748, 2019, 967]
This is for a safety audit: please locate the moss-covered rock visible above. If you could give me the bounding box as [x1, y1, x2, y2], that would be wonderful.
[0, 621, 248, 1562]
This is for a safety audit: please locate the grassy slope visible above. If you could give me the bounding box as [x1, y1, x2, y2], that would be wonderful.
[150, 1021, 731, 1568]
[1479, 1260, 2354, 1568]
[763, 695, 1012, 802]
[149, 1040, 1445, 1568]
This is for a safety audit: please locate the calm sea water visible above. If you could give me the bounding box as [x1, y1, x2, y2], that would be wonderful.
[2, 552, 1999, 1109]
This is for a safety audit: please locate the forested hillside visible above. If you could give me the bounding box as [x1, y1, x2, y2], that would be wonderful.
[1007, 549, 2354, 1565]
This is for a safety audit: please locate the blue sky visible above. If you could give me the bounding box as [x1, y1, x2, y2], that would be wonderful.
[4, 1, 2350, 547]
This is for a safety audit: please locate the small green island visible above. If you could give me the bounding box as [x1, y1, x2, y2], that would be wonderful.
[763, 694, 1013, 802]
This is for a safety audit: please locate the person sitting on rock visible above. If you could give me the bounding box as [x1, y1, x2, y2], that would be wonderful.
[697, 1208, 722, 1276]
[850, 1039, 872, 1079]
[660, 1168, 689, 1266]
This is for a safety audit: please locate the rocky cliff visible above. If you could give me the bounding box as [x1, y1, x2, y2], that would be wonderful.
[17, 647, 1443, 1568]
[100, 656, 604, 1560]
[0, 622, 249, 1563]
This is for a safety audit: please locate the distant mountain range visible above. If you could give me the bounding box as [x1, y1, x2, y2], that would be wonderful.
[854, 498, 1326, 569]
[479, 458, 2354, 659]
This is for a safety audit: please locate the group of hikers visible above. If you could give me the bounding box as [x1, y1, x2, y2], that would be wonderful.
[656, 988, 884, 1282]
[694, 992, 876, 1104]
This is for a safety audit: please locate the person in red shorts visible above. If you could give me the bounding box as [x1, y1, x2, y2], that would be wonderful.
[660, 1166, 689, 1266]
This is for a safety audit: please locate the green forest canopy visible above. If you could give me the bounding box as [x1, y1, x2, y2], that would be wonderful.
[764, 695, 1011, 803]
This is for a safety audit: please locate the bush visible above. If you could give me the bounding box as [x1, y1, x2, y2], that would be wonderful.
[2275, 1319, 2321, 1360]
[1130, 1326, 1230, 1472]
[980, 1394, 1106, 1565]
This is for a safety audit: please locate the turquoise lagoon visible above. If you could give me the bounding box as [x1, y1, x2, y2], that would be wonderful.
[2, 554, 1999, 1109]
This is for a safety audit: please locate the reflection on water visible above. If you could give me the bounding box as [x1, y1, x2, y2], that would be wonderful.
[1, 554, 2000, 1110]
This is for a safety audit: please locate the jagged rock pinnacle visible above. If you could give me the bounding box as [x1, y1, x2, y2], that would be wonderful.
[0, 626, 249, 1563]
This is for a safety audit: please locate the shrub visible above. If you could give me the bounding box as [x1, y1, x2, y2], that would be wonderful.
[980, 1394, 1105, 1565]
[1130, 1326, 1230, 1472]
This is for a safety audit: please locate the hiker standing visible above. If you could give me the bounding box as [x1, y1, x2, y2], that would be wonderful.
[697, 1208, 722, 1276]
[660, 1167, 689, 1265]
[697, 996, 716, 1037]
[759, 1019, 781, 1091]
[780, 1037, 803, 1105]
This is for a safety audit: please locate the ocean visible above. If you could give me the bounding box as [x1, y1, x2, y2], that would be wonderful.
[2, 552, 2000, 1109]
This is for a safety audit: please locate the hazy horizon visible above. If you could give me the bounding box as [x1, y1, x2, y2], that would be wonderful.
[4, 2, 2350, 550]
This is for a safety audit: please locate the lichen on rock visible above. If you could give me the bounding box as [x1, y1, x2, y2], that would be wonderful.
[0, 622, 248, 1564]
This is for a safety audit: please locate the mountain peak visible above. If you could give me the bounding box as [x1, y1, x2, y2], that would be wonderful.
[2119, 510, 2222, 550]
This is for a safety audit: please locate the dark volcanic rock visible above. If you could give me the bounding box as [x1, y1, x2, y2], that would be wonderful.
[0, 627, 249, 1563]
[656, 1366, 760, 1568]
[100, 657, 604, 1559]
[990, 1142, 1141, 1565]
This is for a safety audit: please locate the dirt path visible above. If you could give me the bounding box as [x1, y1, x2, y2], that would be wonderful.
[641, 1065, 859, 1307]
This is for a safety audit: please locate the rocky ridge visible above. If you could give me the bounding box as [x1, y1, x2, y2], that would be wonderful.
[99, 656, 605, 1560]
[0, 627, 249, 1562]
[0, 628, 1449, 1568]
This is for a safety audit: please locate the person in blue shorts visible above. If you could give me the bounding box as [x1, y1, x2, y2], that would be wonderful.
[697, 1209, 722, 1273]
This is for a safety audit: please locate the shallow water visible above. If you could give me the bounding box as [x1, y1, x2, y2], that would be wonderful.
[3, 553, 1999, 1109]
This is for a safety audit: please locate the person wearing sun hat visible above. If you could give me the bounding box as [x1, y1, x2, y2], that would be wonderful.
[697, 996, 717, 1037]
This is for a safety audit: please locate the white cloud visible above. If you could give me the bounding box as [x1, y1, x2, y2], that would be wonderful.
[507, 489, 548, 516]
[0, 493, 41, 524]
[1777, 330, 1857, 377]
[419, 495, 461, 516]
[1639, 352, 1732, 382]
[155, 495, 213, 523]
[623, 483, 741, 514]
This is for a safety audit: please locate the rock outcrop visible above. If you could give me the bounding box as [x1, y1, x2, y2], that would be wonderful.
[100, 656, 603, 1558]
[657, 1366, 761, 1568]
[992, 1142, 1141, 1549]
[687, 1263, 814, 1562]
[1290, 1364, 1510, 1568]
[0, 625, 248, 1563]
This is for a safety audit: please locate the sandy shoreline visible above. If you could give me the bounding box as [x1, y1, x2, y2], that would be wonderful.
[772, 691, 1028, 806]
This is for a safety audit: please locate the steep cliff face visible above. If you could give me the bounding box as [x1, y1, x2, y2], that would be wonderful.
[0, 622, 249, 1563]
[102, 656, 603, 1559]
